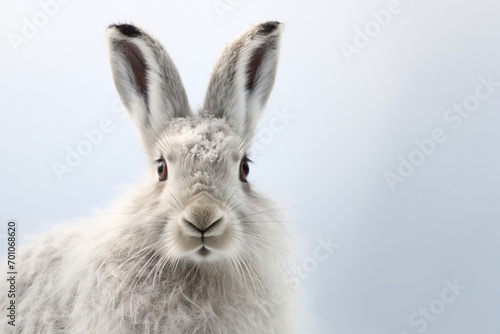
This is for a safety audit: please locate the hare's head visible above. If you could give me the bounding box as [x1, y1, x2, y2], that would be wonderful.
[106, 22, 284, 263]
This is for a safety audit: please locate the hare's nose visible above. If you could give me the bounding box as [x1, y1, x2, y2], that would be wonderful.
[180, 205, 225, 237]
[182, 216, 223, 235]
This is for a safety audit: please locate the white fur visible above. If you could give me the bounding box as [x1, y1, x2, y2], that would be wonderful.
[1, 22, 297, 333]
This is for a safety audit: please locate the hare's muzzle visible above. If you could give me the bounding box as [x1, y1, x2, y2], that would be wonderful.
[171, 195, 240, 261]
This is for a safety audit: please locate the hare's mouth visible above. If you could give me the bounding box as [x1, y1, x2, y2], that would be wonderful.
[187, 234, 233, 261]
[197, 246, 210, 256]
[163, 217, 242, 262]
[162, 193, 244, 262]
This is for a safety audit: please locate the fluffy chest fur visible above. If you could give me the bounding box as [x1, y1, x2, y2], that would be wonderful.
[9, 217, 293, 334]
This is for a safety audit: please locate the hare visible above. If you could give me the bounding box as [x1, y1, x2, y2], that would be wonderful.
[3, 21, 296, 333]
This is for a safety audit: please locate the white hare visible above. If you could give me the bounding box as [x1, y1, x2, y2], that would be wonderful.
[2, 21, 296, 333]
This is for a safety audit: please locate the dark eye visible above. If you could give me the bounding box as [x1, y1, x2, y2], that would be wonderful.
[157, 159, 167, 181]
[239, 159, 250, 182]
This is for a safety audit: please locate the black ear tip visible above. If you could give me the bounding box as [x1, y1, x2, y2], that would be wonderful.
[258, 21, 282, 35]
[108, 23, 142, 38]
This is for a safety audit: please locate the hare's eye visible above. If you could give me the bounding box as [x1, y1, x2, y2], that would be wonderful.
[157, 159, 167, 181]
[239, 159, 250, 182]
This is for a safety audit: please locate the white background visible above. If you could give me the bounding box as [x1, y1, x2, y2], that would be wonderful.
[1, 1, 499, 333]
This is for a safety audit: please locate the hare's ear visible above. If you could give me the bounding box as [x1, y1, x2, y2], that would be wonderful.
[203, 21, 283, 142]
[106, 24, 190, 145]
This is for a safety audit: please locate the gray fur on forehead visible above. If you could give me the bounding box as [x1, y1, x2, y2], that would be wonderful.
[164, 115, 240, 163]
